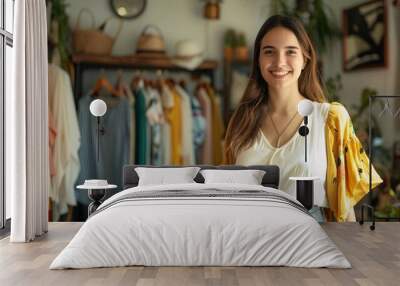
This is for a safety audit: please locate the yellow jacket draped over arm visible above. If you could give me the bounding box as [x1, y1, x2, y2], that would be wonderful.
[325, 102, 383, 221]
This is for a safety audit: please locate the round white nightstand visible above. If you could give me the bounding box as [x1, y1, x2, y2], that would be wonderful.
[77, 184, 117, 216]
[289, 176, 319, 210]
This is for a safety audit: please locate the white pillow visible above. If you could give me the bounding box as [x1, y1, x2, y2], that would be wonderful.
[135, 167, 201, 186]
[200, 169, 266, 185]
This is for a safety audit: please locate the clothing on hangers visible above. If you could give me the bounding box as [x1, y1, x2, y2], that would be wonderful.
[205, 84, 224, 165]
[115, 78, 136, 164]
[48, 110, 57, 178]
[146, 87, 164, 165]
[135, 86, 148, 164]
[76, 88, 131, 207]
[191, 94, 206, 163]
[75, 70, 222, 178]
[175, 85, 195, 164]
[196, 86, 213, 164]
[162, 82, 183, 165]
[48, 64, 80, 221]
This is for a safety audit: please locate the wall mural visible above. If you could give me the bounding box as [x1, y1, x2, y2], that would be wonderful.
[342, 0, 387, 71]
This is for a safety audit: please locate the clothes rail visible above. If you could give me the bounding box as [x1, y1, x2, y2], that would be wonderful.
[363, 95, 400, 228]
[72, 54, 218, 107]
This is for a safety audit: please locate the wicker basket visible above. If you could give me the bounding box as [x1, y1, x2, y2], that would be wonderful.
[136, 25, 166, 56]
[72, 8, 122, 55]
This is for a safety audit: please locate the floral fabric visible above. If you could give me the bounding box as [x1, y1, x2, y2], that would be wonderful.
[325, 102, 383, 221]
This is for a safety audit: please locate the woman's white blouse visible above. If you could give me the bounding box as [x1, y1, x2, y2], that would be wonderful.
[236, 102, 330, 207]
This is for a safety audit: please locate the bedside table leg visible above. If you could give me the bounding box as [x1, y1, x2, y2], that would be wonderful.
[87, 189, 106, 216]
[88, 201, 102, 216]
[296, 180, 314, 210]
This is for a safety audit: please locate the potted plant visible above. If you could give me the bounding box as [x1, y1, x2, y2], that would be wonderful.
[223, 29, 236, 61]
[324, 73, 342, 103]
[234, 32, 249, 61]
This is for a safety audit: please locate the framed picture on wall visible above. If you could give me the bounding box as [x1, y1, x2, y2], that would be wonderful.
[342, 0, 387, 71]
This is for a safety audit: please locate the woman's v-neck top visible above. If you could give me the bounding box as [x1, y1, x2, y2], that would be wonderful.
[236, 102, 330, 207]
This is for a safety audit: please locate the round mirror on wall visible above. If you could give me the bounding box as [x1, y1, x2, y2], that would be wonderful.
[110, 0, 147, 19]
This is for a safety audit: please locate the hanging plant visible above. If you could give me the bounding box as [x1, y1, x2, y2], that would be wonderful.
[49, 0, 71, 69]
[271, 0, 341, 56]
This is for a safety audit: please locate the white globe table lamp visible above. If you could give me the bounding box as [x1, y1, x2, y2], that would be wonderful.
[90, 99, 107, 117]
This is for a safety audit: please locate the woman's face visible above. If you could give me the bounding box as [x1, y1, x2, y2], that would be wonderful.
[259, 27, 305, 90]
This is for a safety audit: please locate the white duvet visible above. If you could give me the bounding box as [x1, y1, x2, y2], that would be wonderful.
[50, 183, 351, 269]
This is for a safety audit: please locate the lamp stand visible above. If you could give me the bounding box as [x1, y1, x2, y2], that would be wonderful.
[294, 116, 314, 210]
[304, 115, 308, 163]
[296, 179, 313, 210]
[299, 116, 309, 163]
[96, 117, 100, 163]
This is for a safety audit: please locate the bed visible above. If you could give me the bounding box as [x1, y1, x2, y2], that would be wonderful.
[50, 165, 351, 269]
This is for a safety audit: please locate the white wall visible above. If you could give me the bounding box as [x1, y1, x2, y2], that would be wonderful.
[323, 0, 400, 104]
[322, 0, 400, 147]
[65, 0, 400, 146]
[65, 0, 273, 90]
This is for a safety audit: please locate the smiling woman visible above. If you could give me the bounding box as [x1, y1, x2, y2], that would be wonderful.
[224, 15, 383, 222]
[259, 27, 305, 90]
[224, 15, 324, 160]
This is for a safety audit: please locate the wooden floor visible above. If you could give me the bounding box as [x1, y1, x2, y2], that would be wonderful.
[0, 222, 399, 286]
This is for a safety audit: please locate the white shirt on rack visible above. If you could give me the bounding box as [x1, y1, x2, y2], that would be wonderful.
[175, 85, 195, 164]
[236, 102, 330, 207]
[48, 64, 80, 217]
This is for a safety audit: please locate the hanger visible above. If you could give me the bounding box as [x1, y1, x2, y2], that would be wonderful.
[191, 73, 202, 84]
[394, 104, 400, 119]
[153, 69, 164, 92]
[151, 79, 158, 89]
[156, 69, 163, 79]
[114, 69, 125, 97]
[144, 79, 151, 88]
[179, 79, 187, 90]
[116, 69, 123, 86]
[165, 76, 176, 89]
[378, 97, 390, 118]
[151, 70, 163, 92]
[92, 69, 119, 97]
[131, 70, 144, 91]
[392, 98, 400, 119]
[196, 81, 206, 91]
[376, 97, 400, 119]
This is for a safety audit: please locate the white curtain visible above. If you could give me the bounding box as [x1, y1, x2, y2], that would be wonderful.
[6, 0, 49, 242]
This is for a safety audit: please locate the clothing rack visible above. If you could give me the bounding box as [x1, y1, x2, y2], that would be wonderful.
[360, 95, 400, 229]
[72, 54, 218, 106]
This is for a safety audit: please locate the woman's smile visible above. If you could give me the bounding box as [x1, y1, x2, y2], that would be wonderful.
[269, 70, 292, 79]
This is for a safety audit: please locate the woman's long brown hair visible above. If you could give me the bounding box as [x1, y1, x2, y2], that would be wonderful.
[224, 15, 326, 164]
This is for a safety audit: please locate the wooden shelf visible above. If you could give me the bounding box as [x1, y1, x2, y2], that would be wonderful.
[72, 54, 218, 70]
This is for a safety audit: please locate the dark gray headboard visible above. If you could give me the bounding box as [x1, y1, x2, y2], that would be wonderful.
[123, 165, 280, 189]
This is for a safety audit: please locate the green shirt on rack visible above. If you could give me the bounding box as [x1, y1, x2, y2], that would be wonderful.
[135, 87, 148, 164]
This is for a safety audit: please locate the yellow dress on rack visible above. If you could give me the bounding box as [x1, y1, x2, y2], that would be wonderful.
[206, 85, 224, 165]
[163, 84, 183, 165]
[325, 102, 383, 221]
